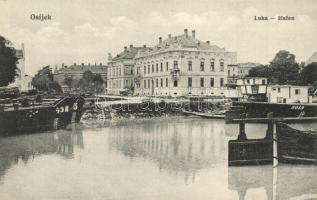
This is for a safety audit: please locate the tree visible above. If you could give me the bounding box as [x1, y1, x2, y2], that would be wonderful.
[92, 74, 104, 93]
[48, 81, 62, 93]
[63, 76, 73, 88]
[76, 70, 94, 92]
[269, 50, 300, 84]
[248, 64, 272, 78]
[0, 35, 19, 86]
[298, 62, 317, 86]
[76, 70, 105, 93]
[32, 66, 62, 93]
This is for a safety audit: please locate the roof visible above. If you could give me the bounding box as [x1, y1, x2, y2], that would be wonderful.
[54, 64, 107, 74]
[156, 34, 224, 51]
[112, 46, 149, 61]
[136, 33, 227, 58]
[237, 62, 261, 68]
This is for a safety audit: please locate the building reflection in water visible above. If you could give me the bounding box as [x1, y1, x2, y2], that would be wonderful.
[108, 119, 227, 183]
[0, 124, 84, 182]
[228, 164, 317, 200]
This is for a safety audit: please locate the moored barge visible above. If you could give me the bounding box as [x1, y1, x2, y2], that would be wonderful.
[0, 95, 85, 136]
[228, 114, 317, 166]
[233, 101, 317, 118]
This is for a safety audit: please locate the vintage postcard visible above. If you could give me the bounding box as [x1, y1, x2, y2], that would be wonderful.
[0, 0, 316, 199]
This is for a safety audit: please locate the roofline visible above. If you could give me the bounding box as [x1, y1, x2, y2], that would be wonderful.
[135, 48, 236, 59]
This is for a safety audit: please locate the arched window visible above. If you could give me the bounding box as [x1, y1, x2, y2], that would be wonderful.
[220, 59, 224, 72]
[210, 59, 215, 71]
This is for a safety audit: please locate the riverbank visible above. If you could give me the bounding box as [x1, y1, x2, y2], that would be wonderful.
[83, 95, 231, 121]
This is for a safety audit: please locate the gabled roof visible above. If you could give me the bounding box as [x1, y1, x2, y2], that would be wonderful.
[112, 46, 149, 61]
[135, 33, 226, 58]
[154, 34, 224, 52]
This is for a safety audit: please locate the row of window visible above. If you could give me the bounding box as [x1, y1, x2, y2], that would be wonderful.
[136, 60, 225, 75]
[136, 77, 225, 89]
[273, 88, 301, 95]
[110, 66, 134, 77]
[108, 79, 133, 89]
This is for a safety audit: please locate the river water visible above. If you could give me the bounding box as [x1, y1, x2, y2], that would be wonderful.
[0, 117, 316, 200]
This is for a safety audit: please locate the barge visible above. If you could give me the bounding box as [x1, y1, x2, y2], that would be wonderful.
[0, 95, 85, 136]
[228, 113, 317, 166]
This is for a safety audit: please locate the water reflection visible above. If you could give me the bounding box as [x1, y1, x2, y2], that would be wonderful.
[109, 119, 228, 183]
[0, 118, 316, 199]
[228, 164, 317, 200]
[0, 125, 83, 182]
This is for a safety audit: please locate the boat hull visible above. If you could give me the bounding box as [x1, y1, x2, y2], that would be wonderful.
[276, 122, 317, 164]
[233, 101, 317, 118]
[0, 96, 85, 136]
[228, 139, 273, 166]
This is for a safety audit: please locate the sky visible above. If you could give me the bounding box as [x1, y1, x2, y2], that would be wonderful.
[1, 0, 316, 75]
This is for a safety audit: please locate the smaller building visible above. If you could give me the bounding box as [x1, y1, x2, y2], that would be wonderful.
[267, 85, 312, 104]
[237, 62, 261, 78]
[236, 77, 268, 101]
[54, 62, 107, 91]
[227, 64, 238, 87]
[9, 43, 33, 92]
[237, 77, 268, 93]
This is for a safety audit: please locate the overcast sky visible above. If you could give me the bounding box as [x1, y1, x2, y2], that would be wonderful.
[1, 0, 316, 75]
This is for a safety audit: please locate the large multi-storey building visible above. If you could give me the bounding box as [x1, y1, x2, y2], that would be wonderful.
[107, 45, 149, 95]
[54, 62, 107, 89]
[133, 29, 237, 96]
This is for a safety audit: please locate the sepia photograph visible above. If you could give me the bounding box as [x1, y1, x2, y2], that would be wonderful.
[0, 0, 317, 199]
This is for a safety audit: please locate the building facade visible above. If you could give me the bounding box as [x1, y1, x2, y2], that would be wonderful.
[237, 62, 261, 78]
[236, 77, 268, 101]
[267, 85, 312, 104]
[133, 29, 237, 96]
[107, 45, 149, 95]
[54, 62, 107, 90]
[9, 43, 33, 92]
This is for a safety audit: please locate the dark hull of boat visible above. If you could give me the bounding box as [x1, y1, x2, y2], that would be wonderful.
[276, 122, 317, 164]
[0, 96, 85, 136]
[228, 138, 273, 166]
[233, 101, 317, 118]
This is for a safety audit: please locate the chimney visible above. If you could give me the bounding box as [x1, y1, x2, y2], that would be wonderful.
[74, 62, 76, 66]
[168, 34, 171, 39]
[206, 41, 210, 45]
[124, 46, 127, 51]
[129, 44, 133, 48]
[100, 62, 102, 66]
[81, 63, 84, 66]
[184, 29, 188, 37]
[192, 30, 195, 38]
[159, 37, 162, 43]
[95, 62, 97, 66]
[108, 53, 112, 61]
[143, 44, 146, 48]
[88, 62, 90, 66]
